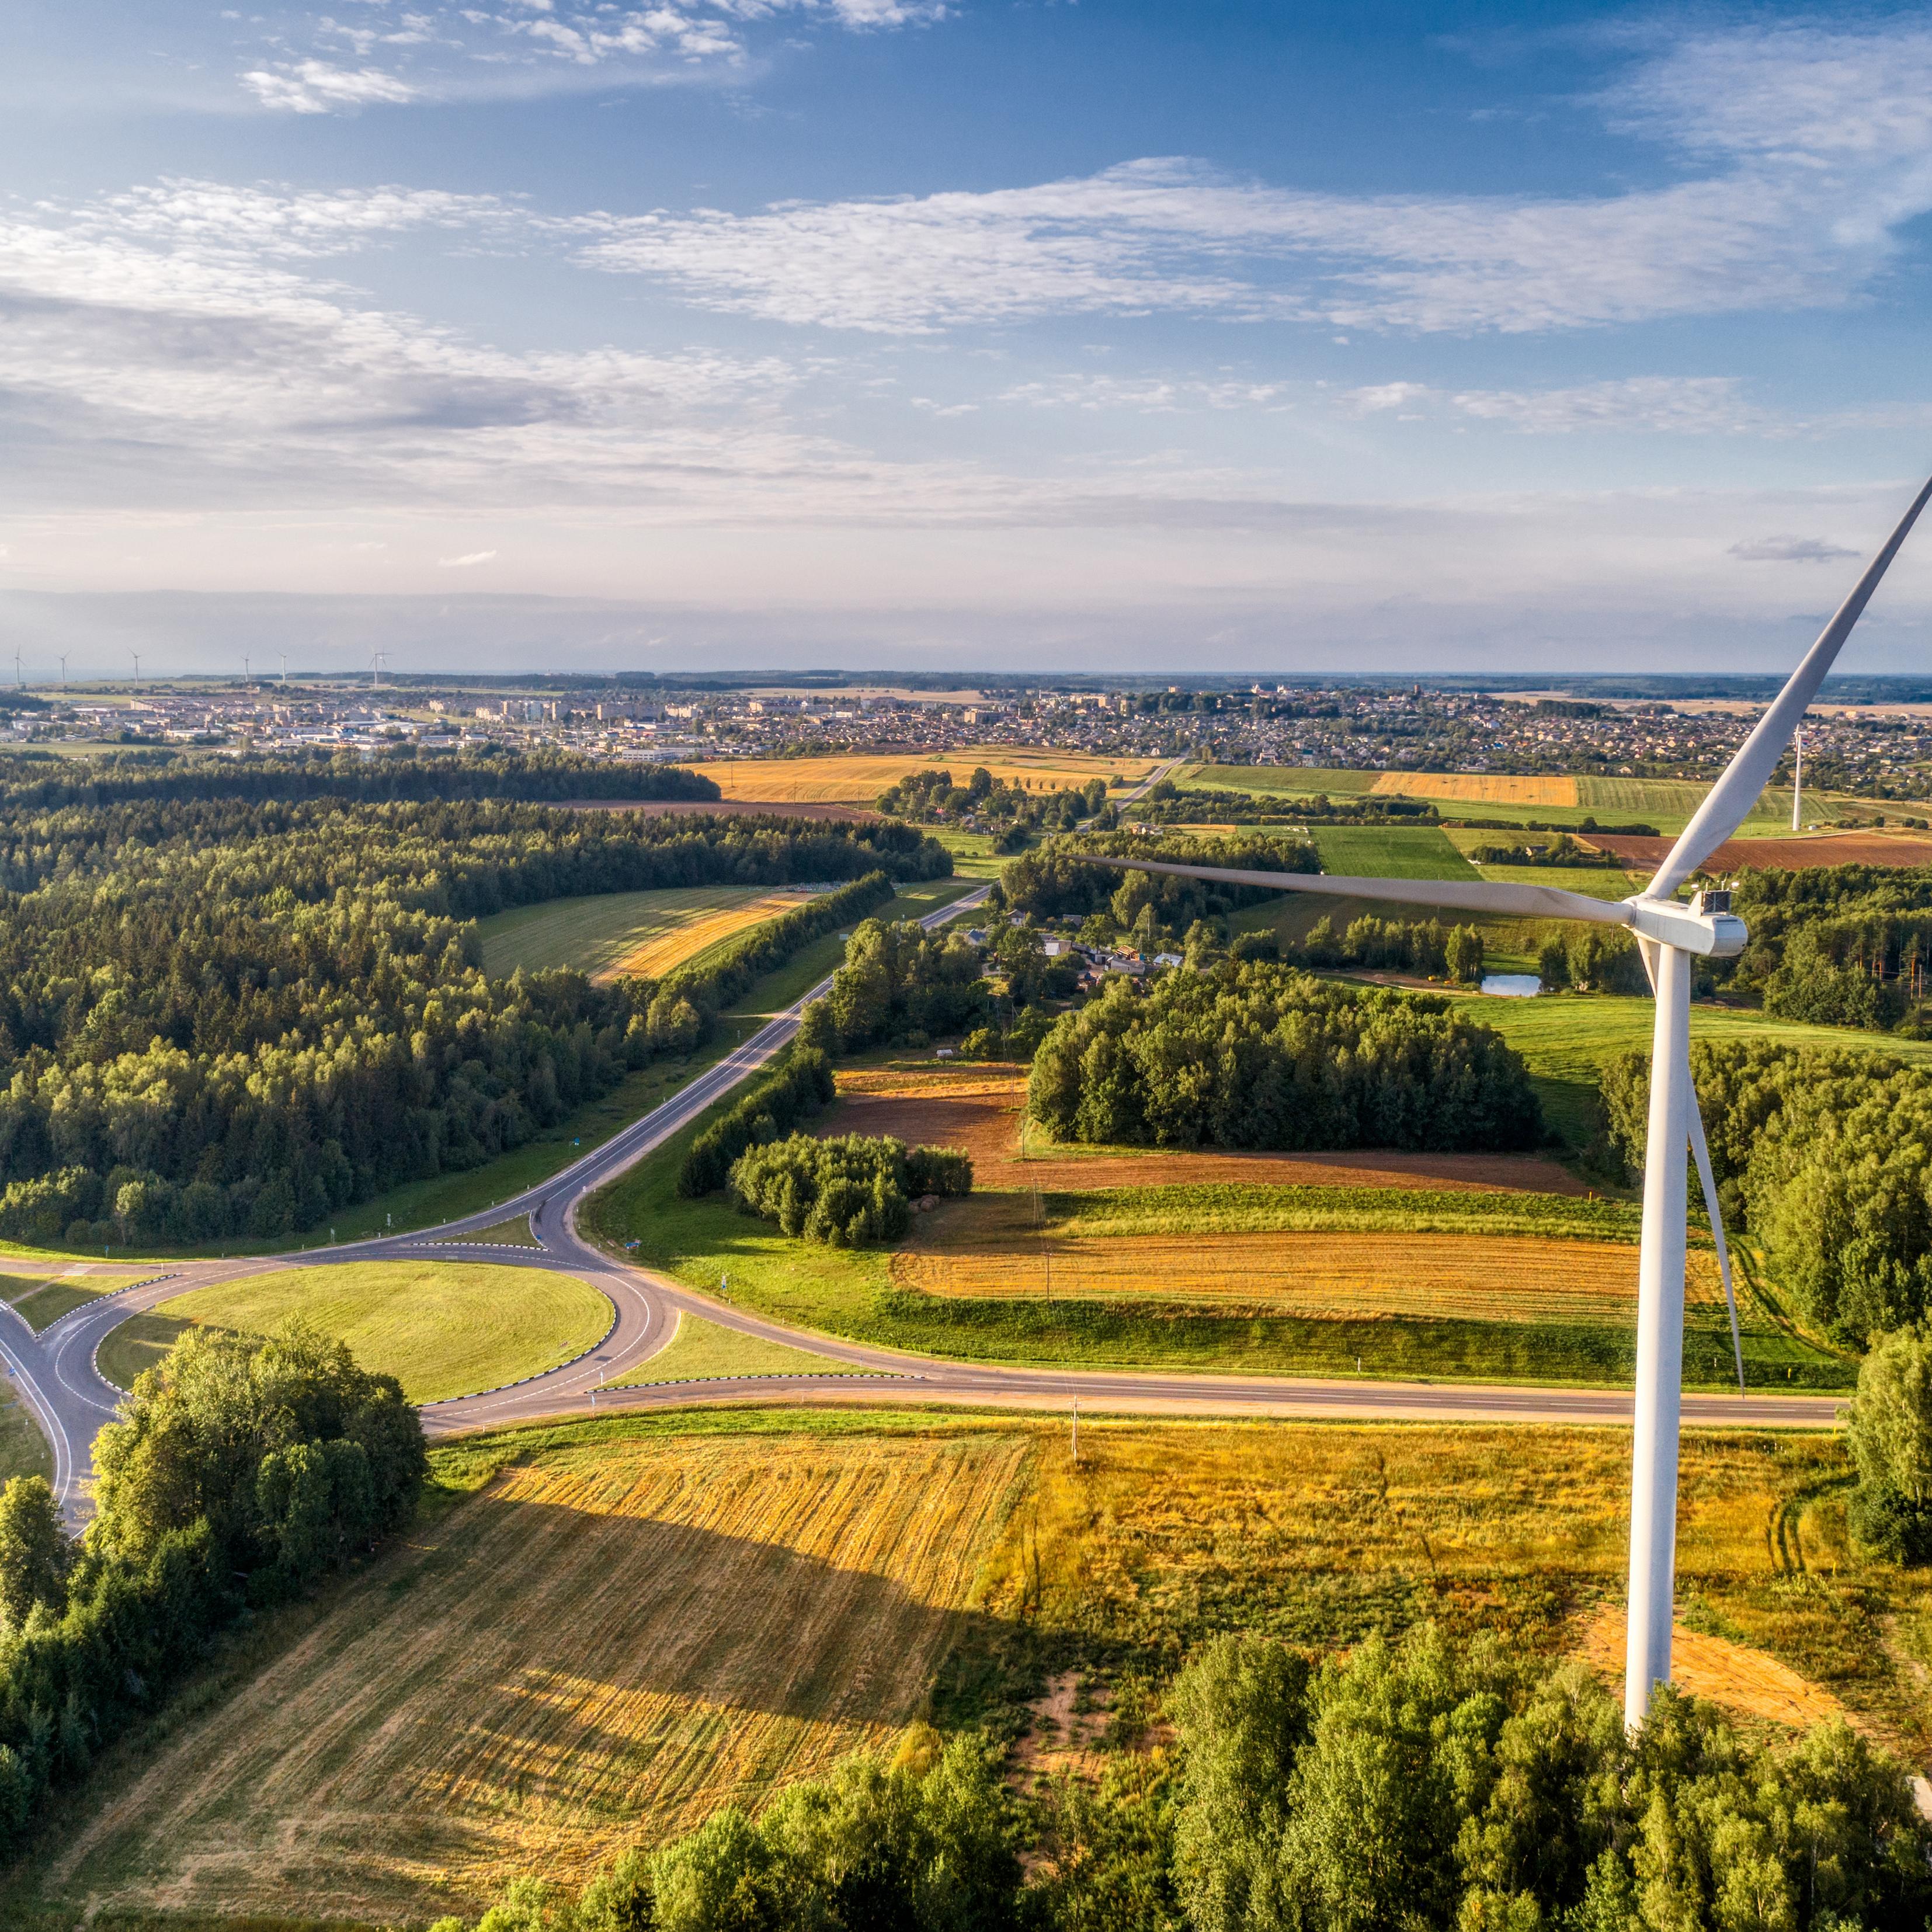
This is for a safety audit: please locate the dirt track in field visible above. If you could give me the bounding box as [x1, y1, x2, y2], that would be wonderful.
[1590, 831, 1932, 871]
[43, 1430, 1031, 1921]
[823, 1069, 1591, 1197]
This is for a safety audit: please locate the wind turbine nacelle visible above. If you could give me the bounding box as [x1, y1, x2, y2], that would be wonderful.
[1622, 895, 1747, 958]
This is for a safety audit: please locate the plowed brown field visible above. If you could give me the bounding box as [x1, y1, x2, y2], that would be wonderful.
[44, 1429, 1031, 1922]
[1371, 773, 1579, 805]
[1590, 831, 1932, 872]
[825, 1066, 1590, 1196]
[892, 1228, 1719, 1323]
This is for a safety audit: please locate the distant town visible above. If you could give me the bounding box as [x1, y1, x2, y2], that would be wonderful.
[10, 672, 1932, 798]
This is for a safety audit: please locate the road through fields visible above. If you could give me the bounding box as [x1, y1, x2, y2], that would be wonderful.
[0, 870, 1844, 1522]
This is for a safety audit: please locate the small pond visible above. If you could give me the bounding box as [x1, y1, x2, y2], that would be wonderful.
[1478, 973, 1542, 998]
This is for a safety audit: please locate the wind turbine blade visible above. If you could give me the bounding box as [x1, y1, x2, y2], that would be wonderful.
[1076, 854, 1632, 925]
[1648, 473, 1932, 900]
[1687, 1094, 1746, 1399]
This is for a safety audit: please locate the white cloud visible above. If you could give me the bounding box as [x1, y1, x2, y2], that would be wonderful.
[998, 373, 1291, 412]
[241, 61, 420, 113]
[439, 548, 498, 567]
[227, 0, 943, 114]
[1730, 535, 1862, 564]
[581, 20, 1932, 334]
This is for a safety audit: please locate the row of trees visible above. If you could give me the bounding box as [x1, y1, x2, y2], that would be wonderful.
[678, 1048, 839, 1197]
[431, 1624, 1929, 1932]
[0, 748, 718, 815]
[1028, 964, 1544, 1153]
[0, 783, 929, 1244]
[0, 1323, 425, 1853]
[997, 835, 1319, 932]
[729, 1132, 973, 1246]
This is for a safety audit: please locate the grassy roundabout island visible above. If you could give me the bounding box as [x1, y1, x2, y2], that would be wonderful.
[95, 1261, 611, 1403]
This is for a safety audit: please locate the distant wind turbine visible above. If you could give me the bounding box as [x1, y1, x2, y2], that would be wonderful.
[280, 651, 289, 686]
[129, 649, 141, 686]
[369, 649, 386, 690]
[1083, 471, 1932, 1732]
[57, 655, 67, 692]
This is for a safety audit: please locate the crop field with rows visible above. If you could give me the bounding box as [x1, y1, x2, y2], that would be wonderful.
[37, 1420, 1034, 1924]
[892, 1226, 1734, 1329]
[1371, 772, 1580, 805]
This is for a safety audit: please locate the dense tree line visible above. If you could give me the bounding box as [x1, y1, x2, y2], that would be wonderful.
[997, 835, 1319, 931]
[0, 793, 944, 913]
[1132, 784, 1439, 826]
[1599, 1040, 1932, 1345]
[433, 1625, 1928, 1932]
[731, 1132, 972, 1245]
[1706, 864, 1932, 1032]
[0, 748, 719, 814]
[0, 1323, 424, 1852]
[1029, 964, 1544, 1153]
[0, 787, 936, 1245]
[678, 1048, 839, 1197]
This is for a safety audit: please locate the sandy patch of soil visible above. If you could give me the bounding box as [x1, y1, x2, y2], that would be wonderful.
[1579, 1609, 1855, 1732]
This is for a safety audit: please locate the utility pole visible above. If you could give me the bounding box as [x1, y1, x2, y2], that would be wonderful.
[1071, 1395, 1079, 1465]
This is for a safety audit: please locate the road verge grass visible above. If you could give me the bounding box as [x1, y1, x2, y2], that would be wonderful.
[95, 1262, 610, 1403]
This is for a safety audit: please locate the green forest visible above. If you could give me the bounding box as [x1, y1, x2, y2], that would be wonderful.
[0, 762, 948, 1246]
[1028, 964, 1544, 1152]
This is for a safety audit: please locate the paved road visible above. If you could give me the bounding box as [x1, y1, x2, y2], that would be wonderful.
[0, 869, 1846, 1521]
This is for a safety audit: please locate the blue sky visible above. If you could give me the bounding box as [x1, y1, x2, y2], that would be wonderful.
[4, 2, 1932, 677]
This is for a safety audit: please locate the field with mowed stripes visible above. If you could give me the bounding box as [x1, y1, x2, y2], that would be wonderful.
[39, 1420, 1033, 1922]
[475, 885, 809, 981]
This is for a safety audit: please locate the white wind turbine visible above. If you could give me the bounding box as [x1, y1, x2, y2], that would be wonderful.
[1084, 474, 1932, 1729]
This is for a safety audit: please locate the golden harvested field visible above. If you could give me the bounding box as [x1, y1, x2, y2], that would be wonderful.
[1371, 772, 1580, 805]
[827, 1064, 1588, 1196]
[892, 1228, 1722, 1323]
[690, 749, 1158, 804]
[41, 1426, 1031, 1922]
[613, 890, 814, 978]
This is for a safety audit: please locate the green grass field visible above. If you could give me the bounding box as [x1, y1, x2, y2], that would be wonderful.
[1180, 765, 1379, 795]
[1464, 990, 1932, 1147]
[475, 885, 771, 979]
[454, 1214, 542, 1248]
[0, 1379, 48, 1485]
[11, 1281, 115, 1331]
[1313, 825, 1478, 881]
[95, 1261, 610, 1402]
[614, 1309, 864, 1385]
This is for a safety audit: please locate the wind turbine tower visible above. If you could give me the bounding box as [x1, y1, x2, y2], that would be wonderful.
[1792, 727, 1804, 832]
[1082, 472, 1932, 1731]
